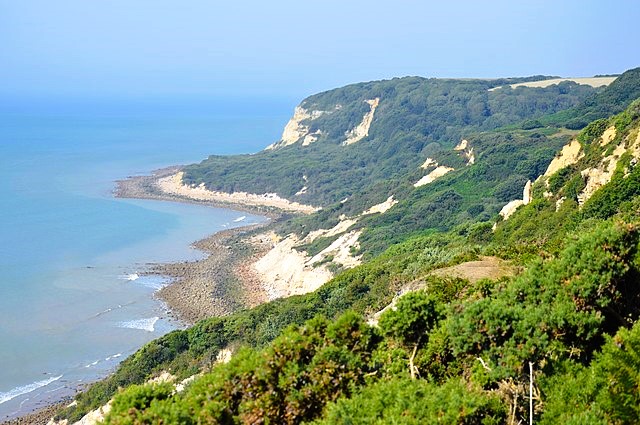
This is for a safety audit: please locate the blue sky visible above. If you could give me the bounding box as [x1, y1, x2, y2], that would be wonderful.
[1, 0, 639, 100]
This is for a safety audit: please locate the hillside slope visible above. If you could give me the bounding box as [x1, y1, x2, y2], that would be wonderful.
[183, 76, 600, 208]
[57, 100, 640, 424]
[52, 69, 640, 424]
[178, 69, 640, 263]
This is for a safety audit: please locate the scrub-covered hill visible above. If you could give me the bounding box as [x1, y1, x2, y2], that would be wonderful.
[53, 68, 640, 424]
[178, 69, 640, 261]
[183, 75, 600, 208]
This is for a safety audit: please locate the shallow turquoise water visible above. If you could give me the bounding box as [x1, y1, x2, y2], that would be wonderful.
[0, 98, 290, 418]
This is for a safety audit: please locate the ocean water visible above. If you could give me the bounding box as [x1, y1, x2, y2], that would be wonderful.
[0, 97, 291, 419]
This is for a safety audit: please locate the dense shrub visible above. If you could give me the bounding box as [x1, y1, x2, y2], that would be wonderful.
[449, 221, 640, 380]
[104, 313, 381, 424]
[541, 321, 640, 424]
[316, 378, 506, 425]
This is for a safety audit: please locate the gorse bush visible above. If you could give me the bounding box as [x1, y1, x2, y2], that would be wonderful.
[379, 291, 444, 347]
[315, 378, 507, 425]
[541, 320, 640, 424]
[449, 221, 640, 380]
[98, 219, 640, 424]
[105, 313, 380, 424]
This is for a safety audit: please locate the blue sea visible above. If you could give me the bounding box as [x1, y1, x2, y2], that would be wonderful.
[0, 96, 292, 419]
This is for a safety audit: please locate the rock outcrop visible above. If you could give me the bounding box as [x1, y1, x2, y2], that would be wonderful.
[499, 180, 532, 220]
[266, 106, 326, 150]
[414, 165, 454, 187]
[577, 133, 637, 205]
[343, 98, 380, 145]
[454, 139, 475, 165]
[543, 139, 584, 177]
[158, 172, 318, 214]
[362, 196, 397, 215]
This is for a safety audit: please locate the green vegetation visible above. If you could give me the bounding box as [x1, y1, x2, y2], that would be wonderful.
[183, 68, 640, 258]
[82, 220, 640, 424]
[59, 231, 479, 421]
[183, 76, 597, 210]
[316, 379, 506, 425]
[355, 129, 568, 256]
[57, 68, 640, 423]
[542, 67, 640, 129]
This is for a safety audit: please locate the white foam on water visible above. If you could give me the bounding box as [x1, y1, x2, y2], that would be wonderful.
[117, 317, 159, 332]
[91, 307, 113, 319]
[134, 276, 168, 291]
[233, 216, 246, 222]
[122, 273, 140, 281]
[89, 301, 135, 320]
[0, 375, 63, 405]
[105, 353, 122, 361]
[84, 360, 99, 368]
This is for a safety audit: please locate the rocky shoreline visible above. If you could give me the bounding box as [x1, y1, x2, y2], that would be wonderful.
[115, 168, 281, 324]
[149, 224, 272, 324]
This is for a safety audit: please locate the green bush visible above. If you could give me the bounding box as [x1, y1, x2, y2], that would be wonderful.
[541, 320, 640, 424]
[316, 378, 507, 425]
[449, 221, 640, 380]
[105, 312, 381, 424]
[104, 381, 176, 425]
[379, 291, 443, 346]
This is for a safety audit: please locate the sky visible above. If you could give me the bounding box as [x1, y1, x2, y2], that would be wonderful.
[1, 0, 639, 101]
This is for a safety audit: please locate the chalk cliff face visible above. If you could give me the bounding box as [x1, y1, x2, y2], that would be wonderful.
[267, 98, 380, 150]
[577, 129, 640, 205]
[414, 165, 454, 187]
[543, 139, 584, 177]
[342, 98, 380, 146]
[266, 106, 326, 150]
[498, 180, 532, 220]
[454, 139, 475, 165]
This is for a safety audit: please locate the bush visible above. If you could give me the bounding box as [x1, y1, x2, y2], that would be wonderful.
[449, 221, 640, 380]
[541, 320, 640, 424]
[316, 378, 507, 425]
[104, 381, 176, 425]
[379, 291, 443, 346]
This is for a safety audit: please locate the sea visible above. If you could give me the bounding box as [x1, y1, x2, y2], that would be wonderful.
[0, 96, 292, 419]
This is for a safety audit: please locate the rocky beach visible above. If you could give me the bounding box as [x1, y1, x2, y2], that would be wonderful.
[115, 168, 282, 324]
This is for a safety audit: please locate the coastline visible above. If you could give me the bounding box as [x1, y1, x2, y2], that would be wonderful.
[1, 169, 283, 425]
[115, 167, 282, 324]
[148, 224, 271, 324]
[1, 400, 71, 425]
[114, 166, 297, 219]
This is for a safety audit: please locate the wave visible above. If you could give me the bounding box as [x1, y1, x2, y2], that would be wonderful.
[233, 216, 246, 222]
[0, 375, 63, 405]
[122, 273, 140, 281]
[117, 317, 159, 332]
[105, 353, 122, 361]
[89, 301, 136, 320]
[84, 360, 99, 368]
[134, 276, 168, 291]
